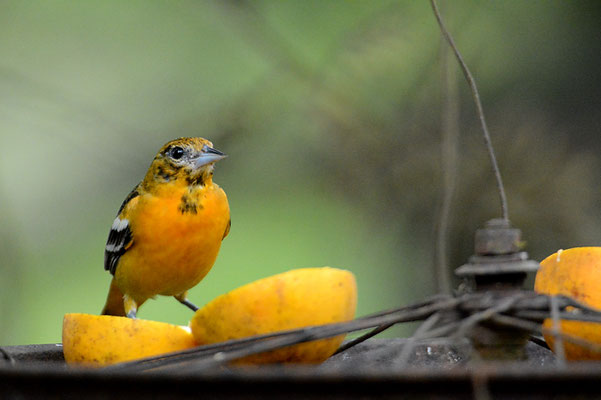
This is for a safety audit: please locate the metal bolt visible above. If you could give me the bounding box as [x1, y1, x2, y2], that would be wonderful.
[474, 218, 521, 255]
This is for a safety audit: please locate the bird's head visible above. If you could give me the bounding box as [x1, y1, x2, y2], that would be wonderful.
[143, 137, 227, 189]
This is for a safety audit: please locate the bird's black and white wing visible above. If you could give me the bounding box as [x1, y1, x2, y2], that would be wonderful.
[104, 186, 139, 275]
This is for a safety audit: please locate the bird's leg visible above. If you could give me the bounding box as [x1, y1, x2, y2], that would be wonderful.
[123, 294, 138, 319]
[175, 292, 199, 312]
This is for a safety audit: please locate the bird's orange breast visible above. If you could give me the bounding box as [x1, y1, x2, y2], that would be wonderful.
[115, 183, 229, 302]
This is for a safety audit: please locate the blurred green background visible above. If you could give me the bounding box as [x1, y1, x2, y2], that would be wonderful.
[2, 1, 601, 345]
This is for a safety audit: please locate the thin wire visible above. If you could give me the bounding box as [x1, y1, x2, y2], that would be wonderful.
[396, 311, 442, 366]
[96, 291, 601, 373]
[453, 295, 519, 339]
[333, 323, 393, 355]
[434, 4, 459, 295]
[513, 310, 601, 323]
[430, 0, 509, 222]
[106, 297, 462, 372]
[550, 295, 566, 367]
[0, 347, 15, 365]
[490, 314, 601, 355]
[335, 295, 453, 355]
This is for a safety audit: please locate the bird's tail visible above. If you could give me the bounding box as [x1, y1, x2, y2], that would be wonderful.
[101, 278, 126, 316]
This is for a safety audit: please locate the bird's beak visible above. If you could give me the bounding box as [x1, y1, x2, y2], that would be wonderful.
[194, 146, 227, 168]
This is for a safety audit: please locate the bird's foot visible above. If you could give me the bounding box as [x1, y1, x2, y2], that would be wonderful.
[175, 292, 199, 312]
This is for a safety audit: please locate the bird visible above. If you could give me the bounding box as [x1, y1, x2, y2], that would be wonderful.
[101, 137, 230, 318]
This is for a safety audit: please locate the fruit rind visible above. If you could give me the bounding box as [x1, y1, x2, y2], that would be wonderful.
[62, 313, 197, 367]
[190, 267, 357, 364]
[535, 247, 601, 360]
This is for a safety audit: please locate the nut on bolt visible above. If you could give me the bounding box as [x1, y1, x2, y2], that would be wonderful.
[455, 219, 539, 283]
[475, 218, 522, 255]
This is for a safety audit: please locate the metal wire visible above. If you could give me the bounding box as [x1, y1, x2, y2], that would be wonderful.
[434, 8, 460, 294]
[97, 291, 601, 373]
[334, 294, 454, 355]
[550, 295, 567, 366]
[490, 313, 601, 355]
[0, 347, 15, 365]
[105, 296, 461, 372]
[396, 311, 443, 366]
[430, 0, 509, 221]
[333, 324, 394, 356]
[453, 295, 521, 340]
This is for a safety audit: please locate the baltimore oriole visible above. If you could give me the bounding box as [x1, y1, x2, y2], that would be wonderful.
[101, 137, 230, 318]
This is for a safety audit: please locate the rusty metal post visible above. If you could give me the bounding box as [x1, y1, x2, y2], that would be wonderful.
[455, 219, 540, 360]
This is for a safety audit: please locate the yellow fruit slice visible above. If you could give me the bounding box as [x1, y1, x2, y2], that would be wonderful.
[62, 313, 198, 367]
[535, 247, 601, 360]
[190, 267, 357, 364]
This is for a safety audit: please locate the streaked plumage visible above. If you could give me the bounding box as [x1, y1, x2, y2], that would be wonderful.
[101, 137, 230, 318]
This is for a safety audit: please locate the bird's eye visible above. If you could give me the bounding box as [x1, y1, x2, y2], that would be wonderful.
[170, 146, 185, 160]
